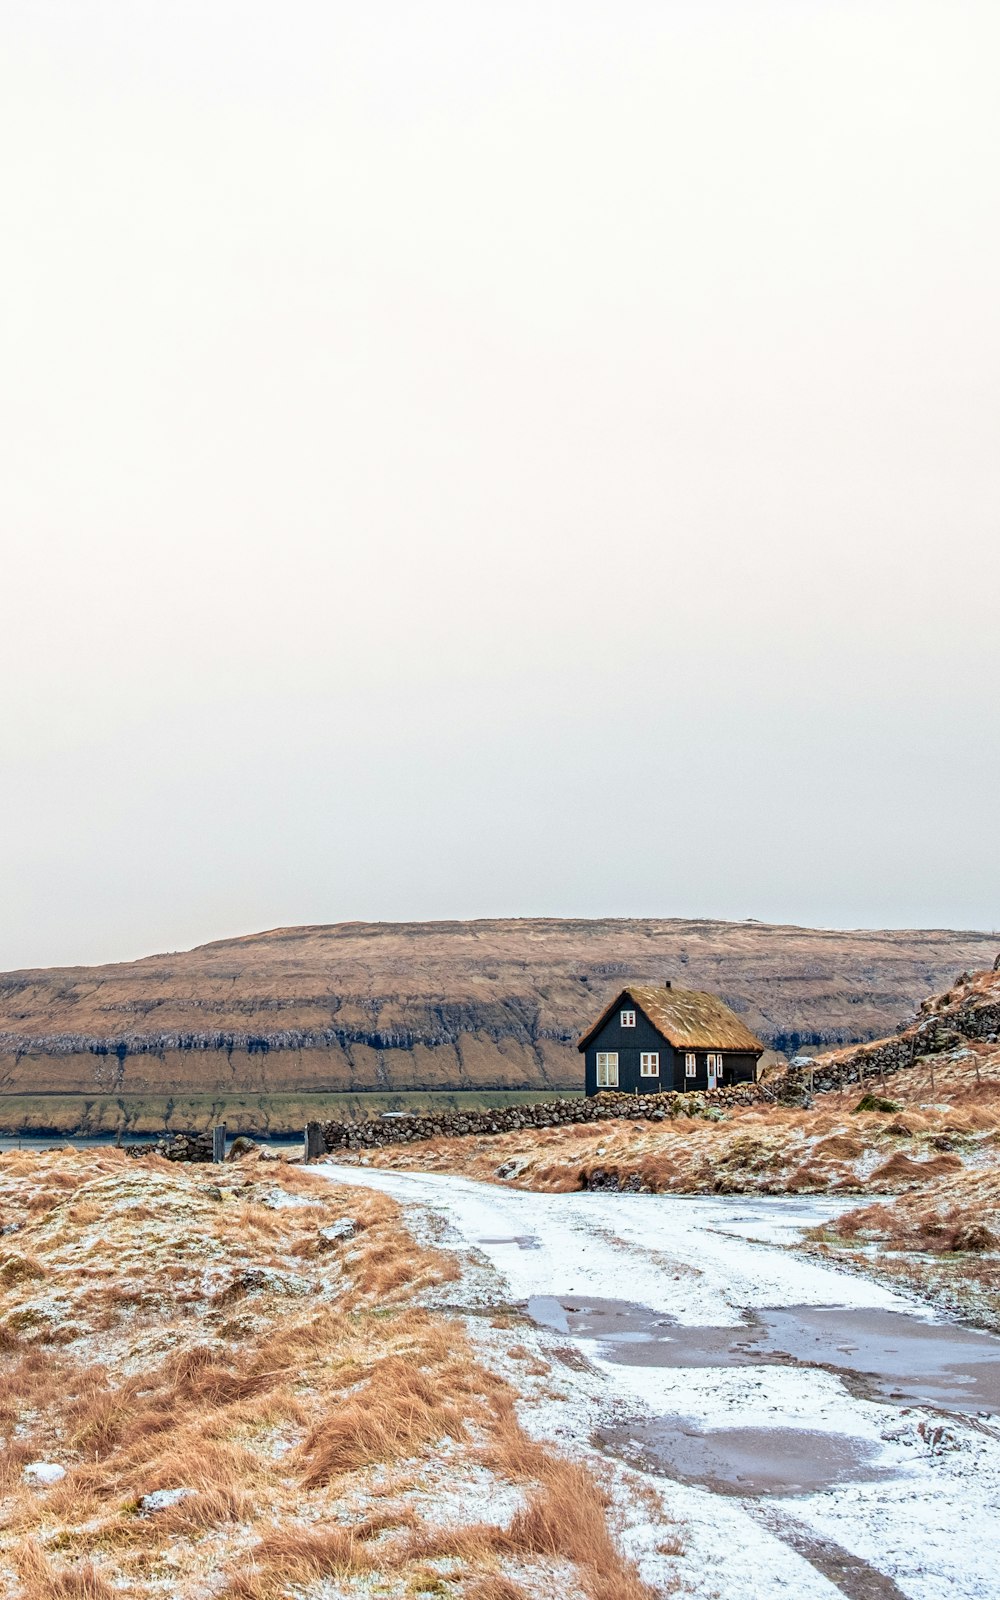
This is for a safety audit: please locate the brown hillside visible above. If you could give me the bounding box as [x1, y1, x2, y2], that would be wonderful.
[0, 919, 996, 1113]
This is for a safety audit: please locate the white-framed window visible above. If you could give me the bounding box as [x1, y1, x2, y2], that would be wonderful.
[620, 1009, 636, 1028]
[640, 1052, 659, 1077]
[596, 1051, 619, 1087]
[685, 1052, 697, 1078]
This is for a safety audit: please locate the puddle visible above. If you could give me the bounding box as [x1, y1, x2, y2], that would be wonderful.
[599, 1416, 893, 1496]
[755, 1306, 1000, 1413]
[524, 1296, 1000, 1414]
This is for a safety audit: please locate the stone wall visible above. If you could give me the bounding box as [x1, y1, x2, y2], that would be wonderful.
[317, 1082, 777, 1151]
[124, 969, 1000, 1161]
[124, 1131, 215, 1162]
[788, 983, 1000, 1097]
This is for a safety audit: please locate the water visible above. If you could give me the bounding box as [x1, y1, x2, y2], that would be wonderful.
[0, 1134, 155, 1152]
[0, 1133, 302, 1153]
[525, 1295, 1000, 1414]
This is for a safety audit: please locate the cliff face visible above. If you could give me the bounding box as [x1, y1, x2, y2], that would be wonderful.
[0, 918, 996, 1102]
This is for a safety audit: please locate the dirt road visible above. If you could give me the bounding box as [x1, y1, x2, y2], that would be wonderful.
[322, 1166, 1000, 1600]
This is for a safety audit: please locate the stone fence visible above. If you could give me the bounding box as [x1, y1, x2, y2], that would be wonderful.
[791, 997, 1000, 1097]
[315, 1081, 777, 1152]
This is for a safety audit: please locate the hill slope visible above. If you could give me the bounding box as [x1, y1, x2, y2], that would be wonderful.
[0, 920, 996, 1121]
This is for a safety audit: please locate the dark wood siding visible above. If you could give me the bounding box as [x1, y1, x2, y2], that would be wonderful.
[676, 1049, 759, 1091]
[583, 998, 761, 1095]
[583, 1002, 678, 1095]
[722, 1052, 759, 1085]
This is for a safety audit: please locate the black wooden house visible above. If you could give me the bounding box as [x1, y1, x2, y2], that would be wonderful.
[578, 983, 764, 1096]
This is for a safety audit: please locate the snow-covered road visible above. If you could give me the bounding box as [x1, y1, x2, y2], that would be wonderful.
[320, 1165, 1000, 1600]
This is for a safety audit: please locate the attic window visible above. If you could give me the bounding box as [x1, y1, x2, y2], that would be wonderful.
[640, 1052, 659, 1076]
[596, 1052, 619, 1087]
[620, 1009, 636, 1028]
[685, 1053, 697, 1077]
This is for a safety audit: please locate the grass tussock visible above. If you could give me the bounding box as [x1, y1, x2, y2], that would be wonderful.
[464, 1579, 533, 1600]
[225, 1528, 373, 1599]
[813, 1166, 1000, 1327]
[392, 1398, 662, 1600]
[833, 1169, 1000, 1255]
[296, 1357, 471, 1483]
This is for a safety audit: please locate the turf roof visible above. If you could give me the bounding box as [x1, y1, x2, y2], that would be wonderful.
[577, 984, 765, 1053]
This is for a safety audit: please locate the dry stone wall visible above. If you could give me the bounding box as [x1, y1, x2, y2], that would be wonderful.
[793, 985, 1000, 1096]
[124, 1131, 215, 1162]
[316, 1083, 776, 1151]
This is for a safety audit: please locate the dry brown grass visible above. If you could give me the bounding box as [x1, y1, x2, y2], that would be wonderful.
[13, 1542, 116, 1600]
[464, 1579, 533, 1600]
[224, 1528, 373, 1599]
[0, 1147, 665, 1600]
[296, 1358, 471, 1483]
[379, 1396, 663, 1600]
[833, 1168, 1000, 1255]
[490, 1403, 656, 1600]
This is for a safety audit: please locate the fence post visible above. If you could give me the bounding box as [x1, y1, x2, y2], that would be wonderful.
[212, 1124, 227, 1164]
[304, 1122, 324, 1161]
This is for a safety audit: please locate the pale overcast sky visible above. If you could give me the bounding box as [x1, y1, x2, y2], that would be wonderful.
[2, 1, 998, 969]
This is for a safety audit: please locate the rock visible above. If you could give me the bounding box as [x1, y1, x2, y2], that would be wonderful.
[24, 1462, 66, 1486]
[495, 1157, 529, 1181]
[317, 1084, 779, 1155]
[226, 1136, 259, 1160]
[580, 1166, 643, 1192]
[317, 1219, 358, 1249]
[139, 1487, 194, 1513]
[198, 1185, 224, 1201]
[206, 1265, 315, 1302]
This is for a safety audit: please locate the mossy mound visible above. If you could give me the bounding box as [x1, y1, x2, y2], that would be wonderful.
[853, 1093, 902, 1114]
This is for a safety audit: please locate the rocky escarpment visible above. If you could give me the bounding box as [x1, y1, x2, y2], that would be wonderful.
[0, 919, 995, 1113]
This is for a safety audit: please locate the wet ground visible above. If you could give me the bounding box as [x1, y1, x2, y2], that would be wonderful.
[525, 1294, 1000, 1415]
[599, 1416, 893, 1495]
[526, 1292, 1000, 1496]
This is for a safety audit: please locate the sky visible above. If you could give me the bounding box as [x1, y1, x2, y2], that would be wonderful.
[2, 1, 999, 970]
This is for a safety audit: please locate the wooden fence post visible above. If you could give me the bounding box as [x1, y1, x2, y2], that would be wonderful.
[212, 1125, 226, 1164]
[304, 1122, 324, 1161]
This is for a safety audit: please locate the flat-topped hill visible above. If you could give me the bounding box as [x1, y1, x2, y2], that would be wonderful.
[0, 920, 995, 1128]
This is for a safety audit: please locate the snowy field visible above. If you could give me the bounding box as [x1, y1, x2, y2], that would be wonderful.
[322, 1165, 1000, 1600]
